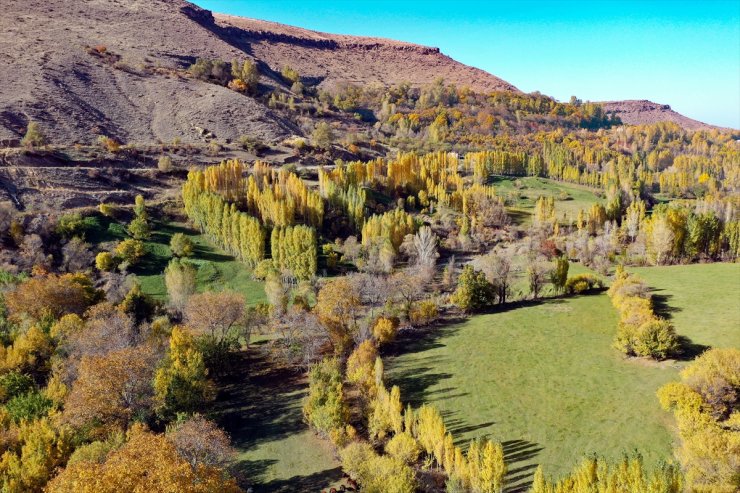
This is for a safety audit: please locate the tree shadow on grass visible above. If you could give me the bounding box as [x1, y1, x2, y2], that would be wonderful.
[502, 439, 544, 493]
[650, 289, 682, 320]
[675, 335, 711, 361]
[210, 347, 309, 452]
[253, 467, 344, 493]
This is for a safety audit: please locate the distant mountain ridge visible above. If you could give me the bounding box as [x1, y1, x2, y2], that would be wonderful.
[600, 100, 716, 130]
[0, 0, 720, 146]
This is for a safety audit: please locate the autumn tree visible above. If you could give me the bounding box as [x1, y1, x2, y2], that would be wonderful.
[63, 345, 158, 437]
[5, 272, 97, 321]
[154, 326, 214, 420]
[658, 348, 739, 491]
[46, 424, 242, 493]
[551, 255, 569, 293]
[451, 265, 495, 312]
[314, 277, 361, 354]
[303, 358, 348, 438]
[165, 259, 197, 313]
[166, 414, 236, 469]
[170, 233, 194, 257]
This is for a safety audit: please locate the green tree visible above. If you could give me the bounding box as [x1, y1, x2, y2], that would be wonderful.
[451, 265, 495, 312]
[551, 256, 569, 293]
[164, 259, 197, 312]
[170, 233, 194, 258]
[311, 122, 334, 151]
[154, 326, 215, 420]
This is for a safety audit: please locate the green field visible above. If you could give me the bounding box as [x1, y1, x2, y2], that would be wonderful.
[213, 347, 341, 493]
[490, 176, 603, 224]
[89, 218, 266, 305]
[387, 263, 738, 486]
[631, 263, 740, 350]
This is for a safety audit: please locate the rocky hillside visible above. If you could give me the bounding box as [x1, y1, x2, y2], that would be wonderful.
[601, 100, 714, 130]
[0, 0, 720, 148]
[214, 14, 519, 94]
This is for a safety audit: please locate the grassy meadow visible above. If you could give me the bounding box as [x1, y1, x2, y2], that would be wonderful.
[387, 262, 738, 486]
[89, 217, 266, 305]
[490, 176, 603, 225]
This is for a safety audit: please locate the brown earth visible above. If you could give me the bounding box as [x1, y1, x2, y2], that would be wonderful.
[214, 14, 519, 94]
[601, 100, 715, 130]
[1, 0, 712, 149]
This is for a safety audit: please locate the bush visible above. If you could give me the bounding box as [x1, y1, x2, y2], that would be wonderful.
[451, 265, 495, 312]
[189, 58, 230, 85]
[98, 203, 115, 217]
[0, 371, 35, 403]
[385, 432, 421, 464]
[95, 252, 116, 272]
[170, 233, 194, 257]
[564, 274, 603, 294]
[311, 122, 334, 150]
[97, 135, 121, 153]
[281, 65, 300, 83]
[5, 391, 53, 423]
[373, 317, 399, 345]
[157, 156, 173, 173]
[127, 216, 150, 240]
[115, 239, 146, 265]
[633, 319, 680, 359]
[340, 441, 417, 493]
[409, 299, 439, 326]
[21, 121, 46, 148]
[56, 213, 98, 239]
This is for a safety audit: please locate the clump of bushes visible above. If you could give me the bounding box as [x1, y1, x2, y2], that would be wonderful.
[608, 269, 680, 360]
[564, 273, 603, 294]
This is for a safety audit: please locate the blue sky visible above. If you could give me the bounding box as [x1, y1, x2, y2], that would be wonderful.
[195, 1, 740, 128]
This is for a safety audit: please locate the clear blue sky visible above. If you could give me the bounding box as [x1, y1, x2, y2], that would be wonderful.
[195, 0, 740, 128]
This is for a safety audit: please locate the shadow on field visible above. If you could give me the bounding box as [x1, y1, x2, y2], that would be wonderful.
[251, 467, 343, 493]
[213, 348, 307, 450]
[502, 439, 544, 493]
[650, 289, 682, 320]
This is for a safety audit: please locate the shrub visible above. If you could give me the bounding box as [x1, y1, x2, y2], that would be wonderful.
[564, 273, 603, 294]
[127, 216, 150, 240]
[98, 203, 115, 217]
[170, 233, 194, 257]
[189, 58, 230, 84]
[0, 371, 35, 403]
[95, 251, 116, 272]
[5, 390, 53, 423]
[340, 441, 417, 493]
[115, 239, 146, 265]
[385, 432, 421, 464]
[157, 156, 173, 173]
[97, 135, 121, 153]
[372, 317, 399, 345]
[409, 299, 439, 326]
[56, 213, 98, 239]
[311, 122, 334, 150]
[281, 65, 300, 83]
[632, 319, 680, 360]
[21, 121, 46, 148]
[451, 265, 495, 312]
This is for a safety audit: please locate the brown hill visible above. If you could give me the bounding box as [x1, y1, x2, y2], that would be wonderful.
[601, 100, 715, 130]
[0, 0, 716, 148]
[214, 14, 519, 93]
[0, 0, 297, 146]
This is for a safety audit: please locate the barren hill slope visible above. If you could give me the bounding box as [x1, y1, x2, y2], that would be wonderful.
[601, 100, 715, 130]
[214, 14, 520, 93]
[0, 0, 297, 145]
[0, 0, 720, 148]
